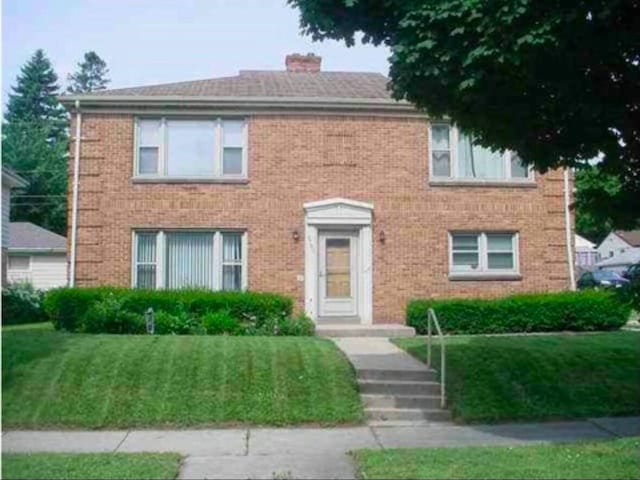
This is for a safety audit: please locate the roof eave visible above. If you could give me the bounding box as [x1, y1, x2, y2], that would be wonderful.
[2, 168, 28, 188]
[8, 247, 67, 254]
[58, 95, 417, 112]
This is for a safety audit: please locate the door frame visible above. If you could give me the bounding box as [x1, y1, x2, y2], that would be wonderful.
[303, 198, 373, 325]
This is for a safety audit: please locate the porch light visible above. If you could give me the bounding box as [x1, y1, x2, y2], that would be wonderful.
[379, 230, 386, 243]
[292, 229, 300, 242]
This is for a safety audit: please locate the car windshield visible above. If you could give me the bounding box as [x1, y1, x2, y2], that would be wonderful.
[593, 270, 623, 280]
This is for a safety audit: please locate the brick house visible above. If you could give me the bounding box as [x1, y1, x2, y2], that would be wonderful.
[60, 54, 573, 325]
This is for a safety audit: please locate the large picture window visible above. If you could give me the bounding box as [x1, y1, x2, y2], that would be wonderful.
[135, 118, 247, 179]
[430, 124, 532, 181]
[133, 230, 246, 290]
[449, 232, 519, 277]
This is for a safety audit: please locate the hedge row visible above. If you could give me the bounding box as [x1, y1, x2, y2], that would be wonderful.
[407, 290, 631, 335]
[43, 287, 310, 336]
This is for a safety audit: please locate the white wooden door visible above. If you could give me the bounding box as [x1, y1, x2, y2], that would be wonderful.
[318, 231, 358, 317]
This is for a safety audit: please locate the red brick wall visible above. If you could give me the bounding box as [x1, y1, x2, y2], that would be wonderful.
[69, 113, 572, 322]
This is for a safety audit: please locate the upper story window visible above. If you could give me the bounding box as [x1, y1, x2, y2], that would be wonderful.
[430, 123, 532, 182]
[135, 118, 247, 179]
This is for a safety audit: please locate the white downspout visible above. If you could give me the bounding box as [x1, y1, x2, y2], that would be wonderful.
[69, 100, 82, 287]
[563, 168, 576, 290]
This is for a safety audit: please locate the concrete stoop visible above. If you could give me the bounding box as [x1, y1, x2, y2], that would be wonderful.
[356, 368, 451, 423]
[316, 324, 415, 338]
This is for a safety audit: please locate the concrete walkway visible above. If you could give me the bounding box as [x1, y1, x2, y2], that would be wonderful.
[333, 337, 429, 372]
[3, 417, 639, 479]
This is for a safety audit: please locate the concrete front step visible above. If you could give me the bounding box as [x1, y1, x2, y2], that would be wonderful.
[358, 379, 441, 396]
[362, 394, 443, 409]
[357, 369, 437, 382]
[366, 407, 452, 422]
[316, 324, 415, 338]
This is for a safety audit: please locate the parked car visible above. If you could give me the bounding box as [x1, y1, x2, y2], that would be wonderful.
[577, 270, 630, 289]
[622, 263, 640, 281]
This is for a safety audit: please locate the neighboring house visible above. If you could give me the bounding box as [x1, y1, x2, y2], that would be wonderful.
[575, 234, 598, 270]
[596, 230, 640, 261]
[7, 222, 68, 290]
[595, 248, 640, 274]
[2, 167, 28, 287]
[59, 53, 573, 324]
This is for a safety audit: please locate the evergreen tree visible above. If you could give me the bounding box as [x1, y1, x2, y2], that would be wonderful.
[2, 49, 68, 234]
[67, 51, 110, 93]
[4, 49, 67, 140]
[2, 122, 67, 234]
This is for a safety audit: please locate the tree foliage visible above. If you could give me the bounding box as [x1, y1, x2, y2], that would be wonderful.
[2, 50, 68, 234]
[290, 0, 640, 226]
[4, 49, 67, 141]
[574, 166, 620, 244]
[67, 51, 110, 94]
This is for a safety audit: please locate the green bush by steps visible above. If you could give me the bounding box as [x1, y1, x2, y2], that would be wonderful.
[43, 287, 313, 336]
[2, 282, 49, 325]
[407, 290, 632, 335]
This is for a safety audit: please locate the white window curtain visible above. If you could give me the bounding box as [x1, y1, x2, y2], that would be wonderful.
[222, 233, 242, 291]
[431, 124, 451, 177]
[165, 232, 215, 289]
[457, 133, 505, 179]
[136, 232, 157, 288]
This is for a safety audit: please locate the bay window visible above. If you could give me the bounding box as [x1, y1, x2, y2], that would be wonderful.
[133, 230, 247, 290]
[135, 118, 247, 179]
[449, 232, 519, 277]
[430, 124, 532, 181]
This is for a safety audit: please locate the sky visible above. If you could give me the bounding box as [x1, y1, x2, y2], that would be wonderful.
[1, 0, 390, 103]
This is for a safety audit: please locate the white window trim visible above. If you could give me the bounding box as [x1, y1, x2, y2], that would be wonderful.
[133, 117, 248, 180]
[429, 123, 534, 183]
[7, 254, 32, 272]
[131, 229, 248, 291]
[448, 231, 520, 280]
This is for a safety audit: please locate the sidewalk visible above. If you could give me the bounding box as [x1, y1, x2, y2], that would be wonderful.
[3, 417, 639, 479]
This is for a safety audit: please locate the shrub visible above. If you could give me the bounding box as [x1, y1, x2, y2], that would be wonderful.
[202, 309, 241, 335]
[278, 313, 316, 336]
[407, 290, 632, 335]
[2, 282, 48, 325]
[43, 287, 300, 336]
[44, 286, 114, 331]
[82, 295, 144, 334]
[154, 308, 205, 335]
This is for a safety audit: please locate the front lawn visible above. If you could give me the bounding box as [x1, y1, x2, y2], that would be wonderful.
[352, 437, 640, 479]
[394, 331, 640, 423]
[2, 325, 363, 428]
[1, 453, 181, 480]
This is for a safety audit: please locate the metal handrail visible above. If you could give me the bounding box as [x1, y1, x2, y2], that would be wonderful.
[426, 308, 446, 408]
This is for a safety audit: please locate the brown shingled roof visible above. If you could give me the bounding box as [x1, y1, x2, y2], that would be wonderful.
[615, 229, 640, 247]
[76, 71, 393, 100]
[9, 222, 66, 251]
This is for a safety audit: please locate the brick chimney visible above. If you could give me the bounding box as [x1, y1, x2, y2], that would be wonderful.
[285, 53, 322, 73]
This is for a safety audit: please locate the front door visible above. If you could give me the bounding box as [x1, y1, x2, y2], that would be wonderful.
[318, 231, 358, 317]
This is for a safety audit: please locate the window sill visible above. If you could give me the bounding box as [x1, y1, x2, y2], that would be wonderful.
[430, 179, 536, 188]
[449, 273, 522, 281]
[132, 177, 249, 185]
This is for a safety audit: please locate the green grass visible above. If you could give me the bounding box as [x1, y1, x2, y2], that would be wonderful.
[2, 326, 363, 428]
[1, 453, 181, 479]
[394, 331, 640, 423]
[2, 322, 54, 331]
[352, 437, 640, 479]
